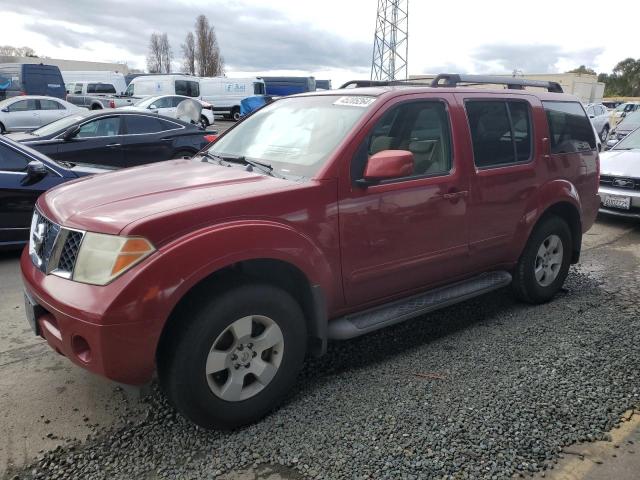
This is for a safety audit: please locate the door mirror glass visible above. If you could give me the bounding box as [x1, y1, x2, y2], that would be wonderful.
[361, 150, 414, 184]
[63, 125, 80, 141]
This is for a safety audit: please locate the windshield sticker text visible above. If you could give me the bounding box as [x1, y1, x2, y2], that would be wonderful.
[334, 96, 376, 107]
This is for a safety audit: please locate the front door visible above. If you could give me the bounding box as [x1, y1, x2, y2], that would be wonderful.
[338, 96, 470, 306]
[6, 99, 40, 131]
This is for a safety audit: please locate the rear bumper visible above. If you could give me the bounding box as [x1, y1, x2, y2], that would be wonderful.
[20, 248, 160, 385]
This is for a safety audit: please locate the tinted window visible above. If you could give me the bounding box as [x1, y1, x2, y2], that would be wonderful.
[40, 99, 64, 110]
[543, 101, 596, 153]
[353, 101, 452, 180]
[0, 143, 29, 172]
[466, 100, 532, 167]
[92, 83, 116, 94]
[175, 80, 199, 97]
[8, 99, 38, 112]
[77, 117, 121, 138]
[151, 97, 173, 108]
[254, 83, 265, 95]
[158, 118, 181, 131]
[125, 115, 164, 134]
[74, 83, 83, 94]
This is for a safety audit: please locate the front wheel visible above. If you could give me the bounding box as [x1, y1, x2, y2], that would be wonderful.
[231, 107, 241, 122]
[159, 284, 307, 429]
[600, 126, 609, 142]
[199, 115, 209, 129]
[512, 215, 572, 304]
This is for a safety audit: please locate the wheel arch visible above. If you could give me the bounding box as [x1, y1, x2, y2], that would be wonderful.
[90, 103, 103, 110]
[538, 201, 582, 263]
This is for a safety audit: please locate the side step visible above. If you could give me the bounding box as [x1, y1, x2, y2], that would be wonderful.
[328, 271, 512, 340]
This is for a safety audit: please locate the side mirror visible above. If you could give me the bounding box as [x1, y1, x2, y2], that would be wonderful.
[20, 160, 47, 185]
[149, 104, 157, 109]
[63, 125, 80, 141]
[589, 115, 594, 119]
[1, 107, 9, 113]
[357, 150, 414, 187]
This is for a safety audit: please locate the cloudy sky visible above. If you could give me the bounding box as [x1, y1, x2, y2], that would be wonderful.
[0, 0, 636, 86]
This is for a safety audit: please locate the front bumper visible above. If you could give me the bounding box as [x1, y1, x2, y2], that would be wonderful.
[598, 185, 640, 220]
[20, 248, 161, 385]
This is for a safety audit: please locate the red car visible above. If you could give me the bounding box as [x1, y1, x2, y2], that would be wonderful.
[21, 75, 600, 429]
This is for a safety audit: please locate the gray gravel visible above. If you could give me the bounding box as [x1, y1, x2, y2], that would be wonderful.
[6, 234, 640, 480]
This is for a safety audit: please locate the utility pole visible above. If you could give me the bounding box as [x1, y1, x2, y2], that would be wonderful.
[371, 0, 409, 81]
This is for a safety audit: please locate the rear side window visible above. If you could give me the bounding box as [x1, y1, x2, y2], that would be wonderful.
[543, 101, 596, 153]
[39, 99, 64, 110]
[175, 80, 199, 97]
[125, 115, 165, 134]
[465, 100, 532, 168]
[0, 142, 29, 172]
[94, 83, 116, 94]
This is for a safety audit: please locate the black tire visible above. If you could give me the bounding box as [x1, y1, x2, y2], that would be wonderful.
[91, 104, 102, 110]
[231, 107, 241, 122]
[512, 215, 572, 304]
[0, 122, 5, 134]
[600, 125, 609, 142]
[159, 284, 307, 430]
[172, 150, 194, 159]
[199, 115, 209, 129]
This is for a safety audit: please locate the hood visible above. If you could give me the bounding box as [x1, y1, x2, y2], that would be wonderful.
[5, 131, 39, 142]
[39, 159, 295, 234]
[600, 149, 640, 177]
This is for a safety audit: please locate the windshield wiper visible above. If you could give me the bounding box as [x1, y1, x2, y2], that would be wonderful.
[201, 152, 281, 178]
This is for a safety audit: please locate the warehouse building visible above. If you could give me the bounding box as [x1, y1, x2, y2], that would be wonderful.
[0, 55, 128, 74]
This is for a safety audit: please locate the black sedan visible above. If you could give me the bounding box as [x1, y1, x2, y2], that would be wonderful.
[5, 110, 210, 168]
[0, 135, 111, 247]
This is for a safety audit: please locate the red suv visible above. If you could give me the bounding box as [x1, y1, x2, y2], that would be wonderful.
[21, 75, 600, 429]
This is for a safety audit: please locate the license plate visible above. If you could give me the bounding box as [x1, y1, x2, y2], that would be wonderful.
[24, 292, 39, 336]
[602, 194, 631, 210]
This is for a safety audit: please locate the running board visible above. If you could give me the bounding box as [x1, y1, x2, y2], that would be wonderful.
[328, 271, 512, 340]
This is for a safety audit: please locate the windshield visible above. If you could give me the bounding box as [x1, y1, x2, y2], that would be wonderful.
[32, 113, 88, 136]
[612, 127, 640, 150]
[618, 111, 640, 131]
[205, 95, 375, 178]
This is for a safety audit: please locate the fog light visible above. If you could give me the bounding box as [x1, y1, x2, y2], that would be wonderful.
[71, 335, 91, 363]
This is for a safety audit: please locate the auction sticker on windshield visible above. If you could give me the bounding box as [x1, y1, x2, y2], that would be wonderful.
[334, 96, 376, 107]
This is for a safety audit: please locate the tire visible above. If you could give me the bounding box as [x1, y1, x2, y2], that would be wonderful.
[0, 122, 5, 134]
[199, 115, 209, 129]
[159, 284, 307, 430]
[600, 125, 609, 142]
[231, 107, 241, 122]
[91, 104, 102, 110]
[172, 150, 194, 159]
[511, 215, 572, 304]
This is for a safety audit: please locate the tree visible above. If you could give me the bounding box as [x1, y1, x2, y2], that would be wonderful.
[0, 45, 37, 57]
[566, 65, 597, 76]
[194, 14, 224, 77]
[181, 32, 196, 75]
[600, 58, 640, 97]
[147, 32, 173, 73]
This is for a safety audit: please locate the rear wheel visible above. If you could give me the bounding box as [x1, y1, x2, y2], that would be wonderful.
[231, 107, 241, 122]
[173, 150, 194, 159]
[0, 122, 5, 134]
[600, 125, 609, 142]
[512, 215, 572, 304]
[159, 284, 307, 429]
[199, 115, 209, 129]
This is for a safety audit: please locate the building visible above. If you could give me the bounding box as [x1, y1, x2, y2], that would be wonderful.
[0, 56, 129, 74]
[409, 73, 605, 104]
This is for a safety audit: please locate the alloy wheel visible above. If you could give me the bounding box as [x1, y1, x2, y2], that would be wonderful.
[534, 234, 563, 287]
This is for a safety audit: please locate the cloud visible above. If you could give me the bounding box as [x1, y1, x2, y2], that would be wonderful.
[471, 44, 605, 74]
[15, 0, 370, 71]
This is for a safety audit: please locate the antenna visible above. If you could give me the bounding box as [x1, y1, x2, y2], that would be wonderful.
[371, 0, 409, 81]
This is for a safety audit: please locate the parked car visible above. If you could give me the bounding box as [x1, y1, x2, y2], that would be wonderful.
[0, 96, 83, 133]
[20, 75, 599, 430]
[0, 63, 65, 100]
[611, 101, 640, 125]
[62, 71, 127, 95]
[120, 95, 215, 128]
[0, 135, 110, 247]
[585, 103, 611, 141]
[66, 81, 136, 110]
[606, 111, 640, 149]
[5, 110, 210, 168]
[199, 77, 265, 121]
[599, 126, 640, 219]
[124, 74, 200, 99]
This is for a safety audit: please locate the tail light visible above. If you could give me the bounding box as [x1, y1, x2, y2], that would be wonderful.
[109, 100, 116, 108]
[19, 91, 26, 96]
[204, 134, 218, 143]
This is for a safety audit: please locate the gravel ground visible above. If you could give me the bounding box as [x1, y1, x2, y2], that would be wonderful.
[6, 229, 640, 480]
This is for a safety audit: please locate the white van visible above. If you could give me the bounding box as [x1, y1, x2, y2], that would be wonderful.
[199, 77, 265, 120]
[61, 71, 127, 95]
[125, 74, 200, 99]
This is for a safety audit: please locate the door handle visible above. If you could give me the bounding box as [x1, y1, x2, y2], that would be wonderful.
[106, 143, 121, 147]
[442, 191, 468, 200]
[159, 137, 172, 141]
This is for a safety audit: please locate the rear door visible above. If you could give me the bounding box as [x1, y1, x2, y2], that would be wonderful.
[121, 115, 175, 166]
[6, 99, 40, 130]
[38, 99, 68, 125]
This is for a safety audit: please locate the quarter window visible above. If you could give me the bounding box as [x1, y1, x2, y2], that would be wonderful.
[543, 101, 596, 153]
[125, 115, 164, 134]
[77, 117, 121, 138]
[353, 101, 452, 181]
[39, 99, 64, 110]
[465, 100, 533, 168]
[0, 143, 29, 172]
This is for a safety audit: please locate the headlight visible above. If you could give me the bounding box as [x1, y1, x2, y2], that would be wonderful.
[73, 233, 155, 285]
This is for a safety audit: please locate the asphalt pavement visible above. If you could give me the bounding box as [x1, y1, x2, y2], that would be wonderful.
[1, 215, 638, 480]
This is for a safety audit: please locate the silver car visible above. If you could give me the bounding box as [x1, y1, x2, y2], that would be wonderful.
[0, 96, 82, 133]
[599, 126, 640, 219]
[585, 103, 611, 142]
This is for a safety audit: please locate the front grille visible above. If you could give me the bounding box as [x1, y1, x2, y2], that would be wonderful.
[29, 210, 84, 277]
[57, 230, 84, 274]
[600, 175, 640, 190]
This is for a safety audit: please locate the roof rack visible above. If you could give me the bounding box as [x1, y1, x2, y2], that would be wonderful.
[339, 79, 435, 89]
[430, 74, 563, 93]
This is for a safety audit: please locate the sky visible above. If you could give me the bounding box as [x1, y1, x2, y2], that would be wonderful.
[0, 0, 637, 87]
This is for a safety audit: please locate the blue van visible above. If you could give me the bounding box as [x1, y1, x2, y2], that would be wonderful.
[0, 63, 66, 100]
[262, 76, 316, 96]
